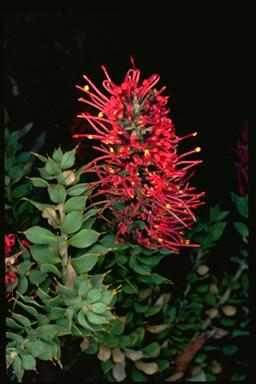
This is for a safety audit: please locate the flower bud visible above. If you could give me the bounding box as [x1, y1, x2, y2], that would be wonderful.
[209, 284, 219, 294]
[190, 366, 202, 375]
[205, 308, 219, 319]
[211, 361, 222, 374]
[222, 305, 237, 317]
[196, 265, 209, 276]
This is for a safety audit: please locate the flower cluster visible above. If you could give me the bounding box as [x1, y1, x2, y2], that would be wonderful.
[73, 58, 205, 251]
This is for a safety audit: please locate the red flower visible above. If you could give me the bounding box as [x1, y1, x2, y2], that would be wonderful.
[73, 57, 205, 252]
[5, 234, 16, 257]
[5, 271, 17, 285]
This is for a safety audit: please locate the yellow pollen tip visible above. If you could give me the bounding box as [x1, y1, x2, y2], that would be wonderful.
[184, 239, 190, 244]
[144, 149, 150, 156]
[84, 85, 89, 91]
[165, 204, 171, 209]
[87, 135, 93, 139]
[195, 147, 201, 153]
[109, 147, 114, 153]
[153, 88, 158, 94]
[193, 131, 198, 136]
[131, 181, 135, 185]
[158, 238, 163, 243]
[98, 112, 103, 117]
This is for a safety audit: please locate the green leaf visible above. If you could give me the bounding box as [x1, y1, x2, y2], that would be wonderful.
[29, 269, 47, 285]
[40, 263, 61, 277]
[72, 244, 109, 273]
[210, 205, 229, 222]
[12, 313, 31, 328]
[6, 317, 24, 330]
[48, 184, 66, 203]
[142, 342, 161, 358]
[29, 177, 49, 188]
[134, 302, 150, 314]
[45, 159, 60, 175]
[129, 254, 151, 275]
[9, 164, 24, 182]
[87, 288, 102, 303]
[38, 167, 56, 180]
[21, 353, 37, 370]
[12, 355, 24, 382]
[123, 280, 138, 294]
[17, 260, 33, 274]
[232, 329, 249, 337]
[31, 244, 60, 264]
[194, 352, 207, 363]
[219, 318, 236, 326]
[72, 254, 98, 273]
[6, 332, 23, 343]
[66, 183, 90, 196]
[241, 275, 248, 290]
[64, 196, 86, 213]
[186, 272, 198, 283]
[137, 254, 164, 267]
[32, 152, 48, 163]
[91, 302, 108, 314]
[17, 275, 28, 294]
[77, 309, 93, 330]
[38, 325, 58, 341]
[86, 311, 107, 325]
[101, 290, 115, 306]
[61, 211, 83, 234]
[196, 285, 209, 293]
[60, 148, 76, 169]
[110, 318, 125, 336]
[25, 340, 48, 357]
[83, 207, 98, 221]
[24, 226, 57, 245]
[49, 307, 66, 321]
[12, 183, 31, 199]
[234, 222, 248, 237]
[84, 342, 99, 354]
[204, 292, 216, 306]
[52, 147, 63, 162]
[75, 284, 90, 303]
[68, 229, 99, 248]
[22, 198, 55, 212]
[223, 344, 239, 355]
[15, 301, 39, 319]
[157, 359, 169, 372]
[131, 367, 147, 382]
[231, 192, 248, 218]
[210, 222, 227, 241]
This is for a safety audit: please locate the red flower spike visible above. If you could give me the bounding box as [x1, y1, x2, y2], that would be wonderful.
[74, 58, 205, 251]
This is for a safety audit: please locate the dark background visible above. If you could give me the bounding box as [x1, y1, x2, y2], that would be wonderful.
[3, 10, 248, 209]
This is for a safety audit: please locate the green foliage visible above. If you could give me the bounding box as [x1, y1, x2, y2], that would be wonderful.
[5, 124, 44, 230]
[6, 146, 116, 382]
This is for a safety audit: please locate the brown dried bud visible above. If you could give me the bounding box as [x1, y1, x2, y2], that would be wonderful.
[211, 360, 222, 374]
[209, 284, 219, 294]
[205, 308, 219, 319]
[112, 347, 125, 363]
[196, 265, 209, 276]
[166, 372, 184, 382]
[222, 305, 237, 317]
[97, 345, 111, 362]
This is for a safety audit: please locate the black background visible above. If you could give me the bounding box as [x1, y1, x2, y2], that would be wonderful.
[3, 10, 248, 208]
